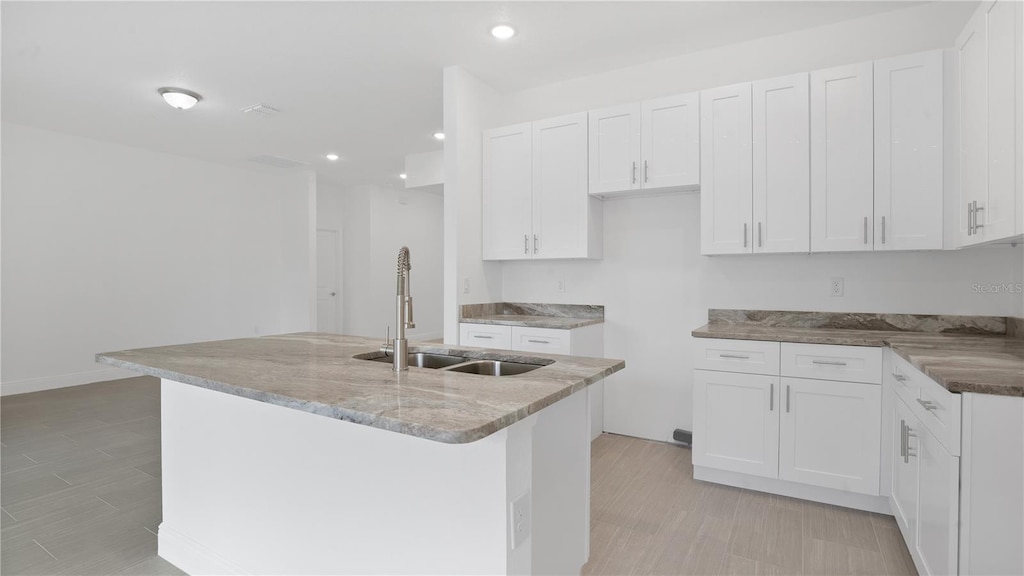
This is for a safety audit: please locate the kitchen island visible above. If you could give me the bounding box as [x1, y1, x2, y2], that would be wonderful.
[97, 333, 624, 576]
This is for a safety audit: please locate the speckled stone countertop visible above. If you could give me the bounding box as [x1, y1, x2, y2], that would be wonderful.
[693, 310, 1023, 397]
[461, 302, 604, 329]
[97, 333, 624, 443]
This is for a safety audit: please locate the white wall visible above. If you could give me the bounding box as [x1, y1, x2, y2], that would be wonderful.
[1, 122, 314, 395]
[484, 2, 1024, 442]
[319, 183, 444, 341]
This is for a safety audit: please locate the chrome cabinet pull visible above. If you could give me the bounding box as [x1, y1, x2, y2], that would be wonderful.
[743, 223, 748, 248]
[881, 216, 886, 244]
[644, 160, 649, 183]
[533, 234, 539, 254]
[527, 339, 550, 344]
[900, 420, 906, 459]
[967, 202, 974, 236]
[473, 335, 494, 339]
[916, 399, 939, 412]
[864, 216, 869, 244]
[812, 359, 847, 366]
[893, 373, 907, 382]
[758, 222, 763, 247]
[524, 234, 529, 254]
[973, 201, 984, 232]
[786, 385, 791, 413]
[632, 161, 637, 184]
[770, 382, 774, 411]
[719, 353, 750, 359]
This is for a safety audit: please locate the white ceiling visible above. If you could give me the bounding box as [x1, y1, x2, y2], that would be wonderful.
[3, 1, 938, 188]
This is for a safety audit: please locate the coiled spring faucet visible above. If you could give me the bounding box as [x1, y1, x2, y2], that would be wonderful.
[384, 246, 415, 371]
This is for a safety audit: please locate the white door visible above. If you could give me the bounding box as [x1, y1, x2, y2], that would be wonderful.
[810, 62, 875, 252]
[874, 50, 944, 251]
[916, 424, 960, 576]
[891, 397, 919, 545]
[533, 113, 589, 259]
[983, 0, 1020, 242]
[700, 83, 753, 255]
[316, 229, 340, 333]
[778, 377, 881, 495]
[957, 11, 988, 246]
[693, 369, 779, 478]
[641, 92, 700, 190]
[752, 73, 810, 253]
[482, 123, 533, 260]
[588, 104, 640, 195]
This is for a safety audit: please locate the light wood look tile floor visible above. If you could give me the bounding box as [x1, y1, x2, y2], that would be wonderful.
[2, 377, 916, 575]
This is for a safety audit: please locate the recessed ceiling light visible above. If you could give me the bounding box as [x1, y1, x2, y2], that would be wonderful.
[325, 153, 340, 161]
[433, 132, 445, 141]
[491, 24, 516, 40]
[158, 87, 201, 110]
[399, 173, 407, 180]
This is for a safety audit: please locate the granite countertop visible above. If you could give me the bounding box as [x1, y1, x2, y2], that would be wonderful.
[96, 333, 624, 444]
[460, 302, 604, 330]
[692, 323, 1024, 397]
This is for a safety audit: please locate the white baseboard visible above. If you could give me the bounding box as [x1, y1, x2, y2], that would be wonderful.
[693, 465, 892, 515]
[0, 367, 138, 396]
[158, 524, 248, 576]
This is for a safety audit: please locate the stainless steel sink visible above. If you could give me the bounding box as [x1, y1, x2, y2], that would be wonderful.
[443, 360, 543, 376]
[356, 352, 470, 369]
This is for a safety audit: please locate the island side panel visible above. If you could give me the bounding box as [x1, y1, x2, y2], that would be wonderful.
[159, 378, 515, 575]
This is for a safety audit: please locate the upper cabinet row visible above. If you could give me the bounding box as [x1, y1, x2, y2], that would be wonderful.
[701, 52, 944, 255]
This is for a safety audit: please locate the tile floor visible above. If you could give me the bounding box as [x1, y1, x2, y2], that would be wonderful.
[1, 377, 916, 575]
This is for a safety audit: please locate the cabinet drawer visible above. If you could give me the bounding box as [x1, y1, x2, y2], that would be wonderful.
[510, 326, 572, 355]
[781, 343, 882, 384]
[693, 338, 780, 375]
[893, 353, 961, 456]
[458, 323, 512, 350]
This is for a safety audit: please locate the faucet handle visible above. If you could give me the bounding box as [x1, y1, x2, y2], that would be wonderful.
[380, 325, 392, 355]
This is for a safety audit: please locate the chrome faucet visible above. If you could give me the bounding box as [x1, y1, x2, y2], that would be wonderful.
[382, 246, 415, 371]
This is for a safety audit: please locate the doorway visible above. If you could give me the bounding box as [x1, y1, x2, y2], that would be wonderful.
[316, 228, 341, 333]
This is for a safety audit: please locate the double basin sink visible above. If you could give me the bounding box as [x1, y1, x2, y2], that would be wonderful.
[354, 351, 548, 376]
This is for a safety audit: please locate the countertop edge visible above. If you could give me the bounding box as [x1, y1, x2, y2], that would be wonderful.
[460, 317, 604, 329]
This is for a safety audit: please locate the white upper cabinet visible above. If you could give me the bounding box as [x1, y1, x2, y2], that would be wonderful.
[810, 62, 875, 252]
[874, 50, 944, 251]
[589, 93, 699, 197]
[483, 113, 600, 261]
[752, 73, 810, 253]
[532, 113, 599, 259]
[957, 0, 1023, 246]
[482, 123, 533, 260]
[641, 93, 700, 191]
[700, 83, 753, 255]
[588, 104, 640, 196]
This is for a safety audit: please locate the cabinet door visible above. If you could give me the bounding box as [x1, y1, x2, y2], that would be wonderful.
[778, 377, 881, 495]
[700, 84, 753, 255]
[916, 424, 959, 576]
[533, 113, 590, 259]
[693, 370, 779, 478]
[874, 50, 944, 251]
[983, 0, 1020, 241]
[891, 396, 920, 548]
[641, 93, 700, 190]
[958, 10, 988, 247]
[588, 104, 640, 195]
[482, 123, 533, 260]
[752, 73, 810, 253]
[810, 62, 875, 252]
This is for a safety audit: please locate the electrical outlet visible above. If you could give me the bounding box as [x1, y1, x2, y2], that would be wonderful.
[509, 491, 532, 550]
[556, 279, 566, 293]
[463, 278, 471, 294]
[830, 277, 844, 297]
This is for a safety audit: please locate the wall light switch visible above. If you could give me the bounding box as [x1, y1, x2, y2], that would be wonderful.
[556, 279, 566, 293]
[510, 491, 532, 550]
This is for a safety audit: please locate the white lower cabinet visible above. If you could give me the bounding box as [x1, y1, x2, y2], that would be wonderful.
[891, 395, 919, 544]
[778, 377, 881, 495]
[692, 369, 779, 478]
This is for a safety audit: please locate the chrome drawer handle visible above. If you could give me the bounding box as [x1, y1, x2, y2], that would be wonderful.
[916, 399, 939, 412]
[812, 360, 847, 366]
[473, 335, 494, 339]
[527, 339, 550, 344]
[719, 354, 750, 359]
[893, 373, 907, 382]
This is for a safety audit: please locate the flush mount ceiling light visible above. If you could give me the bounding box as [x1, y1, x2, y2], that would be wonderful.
[491, 24, 516, 40]
[325, 153, 340, 161]
[158, 87, 202, 110]
[433, 132, 445, 141]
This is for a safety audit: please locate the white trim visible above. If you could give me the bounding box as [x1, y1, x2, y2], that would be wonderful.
[0, 367, 137, 396]
[693, 465, 891, 514]
[158, 523, 247, 576]
[306, 171, 319, 331]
